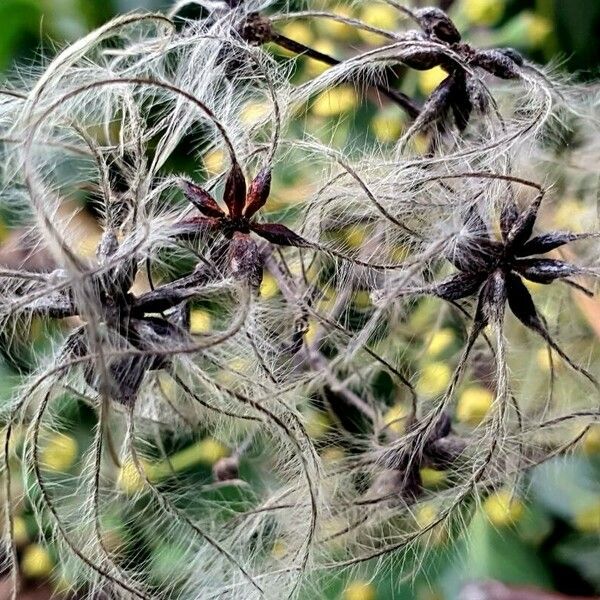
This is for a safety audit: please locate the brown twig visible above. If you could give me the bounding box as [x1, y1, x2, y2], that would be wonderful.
[270, 33, 421, 119]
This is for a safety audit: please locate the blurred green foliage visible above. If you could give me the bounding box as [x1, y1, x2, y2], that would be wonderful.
[0, 0, 599, 75]
[0, 0, 170, 71]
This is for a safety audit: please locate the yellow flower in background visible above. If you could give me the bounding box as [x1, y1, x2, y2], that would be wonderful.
[281, 21, 314, 47]
[150, 438, 230, 477]
[383, 403, 409, 434]
[305, 410, 331, 439]
[203, 148, 225, 174]
[500, 11, 552, 51]
[76, 232, 102, 258]
[321, 446, 345, 462]
[462, 0, 505, 27]
[229, 357, 250, 374]
[416, 362, 451, 397]
[305, 40, 337, 76]
[360, 2, 398, 28]
[321, 516, 349, 550]
[359, 2, 399, 44]
[582, 425, 600, 455]
[344, 225, 367, 248]
[118, 459, 146, 494]
[260, 273, 279, 299]
[425, 328, 455, 357]
[418, 66, 447, 96]
[28, 316, 44, 343]
[344, 580, 376, 600]
[371, 111, 403, 142]
[158, 372, 177, 401]
[271, 538, 287, 560]
[188, 311, 210, 337]
[415, 503, 439, 528]
[190, 309, 212, 334]
[304, 318, 319, 346]
[145, 438, 232, 481]
[420, 467, 447, 489]
[457, 386, 493, 425]
[484, 490, 524, 526]
[536, 347, 562, 372]
[412, 133, 430, 155]
[553, 198, 585, 231]
[415, 503, 447, 544]
[521, 12, 552, 48]
[574, 503, 600, 533]
[21, 544, 54, 579]
[391, 244, 410, 262]
[12, 516, 28, 546]
[523, 278, 543, 294]
[316, 5, 355, 40]
[312, 86, 359, 117]
[240, 101, 270, 126]
[353, 290, 372, 309]
[0, 217, 8, 243]
[310, 517, 345, 553]
[40, 432, 78, 472]
[218, 357, 251, 384]
[193, 438, 229, 465]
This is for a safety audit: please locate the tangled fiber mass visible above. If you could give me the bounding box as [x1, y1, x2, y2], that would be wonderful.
[1, 0, 600, 598]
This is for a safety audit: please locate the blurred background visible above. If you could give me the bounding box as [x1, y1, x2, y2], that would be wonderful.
[1, 1, 600, 599]
[0, 0, 599, 74]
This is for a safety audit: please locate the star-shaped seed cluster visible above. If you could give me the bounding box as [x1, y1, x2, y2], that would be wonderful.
[177, 163, 309, 289]
[402, 7, 524, 134]
[396, 193, 598, 381]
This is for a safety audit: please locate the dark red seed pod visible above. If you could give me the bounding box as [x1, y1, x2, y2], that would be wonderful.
[228, 231, 264, 289]
[415, 8, 461, 44]
[472, 49, 521, 79]
[244, 167, 272, 218]
[402, 52, 446, 71]
[224, 162, 247, 218]
[427, 436, 467, 468]
[238, 12, 274, 46]
[514, 258, 583, 284]
[427, 271, 486, 301]
[171, 216, 221, 240]
[516, 232, 597, 256]
[448, 73, 473, 132]
[181, 180, 224, 218]
[475, 270, 506, 326]
[250, 223, 310, 247]
[506, 193, 543, 248]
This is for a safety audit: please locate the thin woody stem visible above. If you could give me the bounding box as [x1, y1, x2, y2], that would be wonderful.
[270, 33, 421, 119]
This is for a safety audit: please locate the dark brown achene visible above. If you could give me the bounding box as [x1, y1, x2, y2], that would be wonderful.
[372, 412, 466, 504]
[238, 12, 274, 46]
[19, 229, 193, 406]
[402, 6, 523, 135]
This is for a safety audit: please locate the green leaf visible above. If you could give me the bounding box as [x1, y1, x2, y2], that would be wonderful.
[530, 457, 600, 520]
[0, 0, 42, 71]
[553, 0, 600, 74]
[554, 534, 600, 589]
[439, 512, 553, 599]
